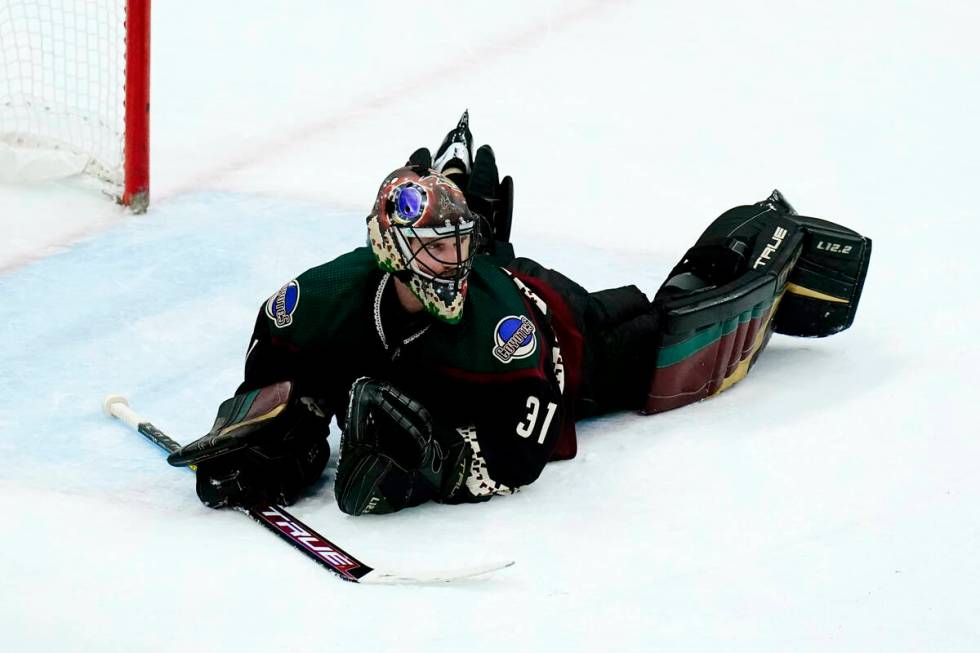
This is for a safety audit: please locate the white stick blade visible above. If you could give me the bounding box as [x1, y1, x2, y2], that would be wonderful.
[359, 560, 515, 585]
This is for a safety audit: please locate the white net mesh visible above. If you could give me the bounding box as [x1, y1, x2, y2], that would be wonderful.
[0, 0, 126, 186]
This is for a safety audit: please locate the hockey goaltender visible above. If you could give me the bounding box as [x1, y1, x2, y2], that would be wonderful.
[167, 112, 872, 516]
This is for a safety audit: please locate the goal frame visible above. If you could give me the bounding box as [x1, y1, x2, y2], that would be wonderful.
[122, 0, 151, 212]
[0, 0, 151, 211]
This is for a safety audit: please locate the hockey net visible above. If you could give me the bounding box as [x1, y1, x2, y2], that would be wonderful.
[0, 0, 149, 210]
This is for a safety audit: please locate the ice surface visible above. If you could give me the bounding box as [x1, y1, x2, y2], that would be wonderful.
[2, 1, 980, 651]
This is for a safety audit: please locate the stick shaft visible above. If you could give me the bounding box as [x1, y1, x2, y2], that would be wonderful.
[105, 397, 373, 581]
[107, 401, 183, 454]
[138, 421, 183, 455]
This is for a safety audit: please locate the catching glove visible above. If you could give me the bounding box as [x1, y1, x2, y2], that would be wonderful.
[335, 378, 465, 515]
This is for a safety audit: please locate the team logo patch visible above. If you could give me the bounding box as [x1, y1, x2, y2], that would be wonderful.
[492, 315, 537, 363]
[265, 280, 300, 328]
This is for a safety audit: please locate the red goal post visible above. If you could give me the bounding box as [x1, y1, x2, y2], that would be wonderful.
[0, 0, 150, 211]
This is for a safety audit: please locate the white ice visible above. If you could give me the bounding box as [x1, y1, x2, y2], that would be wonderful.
[2, 1, 979, 651]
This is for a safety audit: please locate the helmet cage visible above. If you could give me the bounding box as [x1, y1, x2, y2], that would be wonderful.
[390, 219, 478, 303]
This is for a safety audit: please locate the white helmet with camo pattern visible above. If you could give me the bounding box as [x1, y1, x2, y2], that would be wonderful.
[367, 165, 480, 323]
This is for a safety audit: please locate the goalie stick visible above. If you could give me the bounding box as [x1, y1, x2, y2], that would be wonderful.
[102, 394, 514, 584]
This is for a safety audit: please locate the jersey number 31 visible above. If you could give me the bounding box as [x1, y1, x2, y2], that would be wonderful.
[516, 396, 558, 445]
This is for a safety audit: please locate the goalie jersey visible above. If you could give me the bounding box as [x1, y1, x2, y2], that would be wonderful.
[239, 247, 581, 501]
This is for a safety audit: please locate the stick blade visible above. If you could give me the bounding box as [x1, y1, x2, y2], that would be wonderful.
[359, 560, 515, 585]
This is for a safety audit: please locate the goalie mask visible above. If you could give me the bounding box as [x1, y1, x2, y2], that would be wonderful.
[367, 166, 479, 323]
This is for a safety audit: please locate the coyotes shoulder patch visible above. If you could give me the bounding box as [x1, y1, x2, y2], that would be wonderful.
[491, 315, 537, 363]
[265, 280, 301, 328]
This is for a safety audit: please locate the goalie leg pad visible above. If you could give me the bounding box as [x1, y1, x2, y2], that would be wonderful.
[644, 196, 806, 414]
[644, 191, 872, 413]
